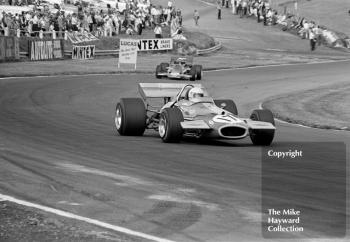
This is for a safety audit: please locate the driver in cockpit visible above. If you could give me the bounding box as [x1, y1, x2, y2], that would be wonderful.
[188, 87, 205, 103]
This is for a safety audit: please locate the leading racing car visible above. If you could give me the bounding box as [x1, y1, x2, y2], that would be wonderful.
[155, 57, 203, 81]
[114, 83, 276, 145]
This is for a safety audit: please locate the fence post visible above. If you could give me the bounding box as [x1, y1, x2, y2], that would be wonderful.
[39, 30, 43, 39]
[52, 30, 56, 39]
[64, 30, 68, 40]
[17, 29, 21, 38]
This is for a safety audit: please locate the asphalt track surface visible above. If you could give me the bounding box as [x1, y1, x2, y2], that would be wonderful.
[0, 60, 349, 242]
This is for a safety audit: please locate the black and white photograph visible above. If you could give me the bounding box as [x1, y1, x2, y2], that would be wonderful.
[0, 0, 349, 241]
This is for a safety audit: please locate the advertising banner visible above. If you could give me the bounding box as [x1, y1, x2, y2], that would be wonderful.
[72, 45, 95, 60]
[29, 39, 64, 61]
[0, 36, 20, 62]
[137, 38, 173, 51]
[67, 32, 99, 44]
[119, 39, 139, 68]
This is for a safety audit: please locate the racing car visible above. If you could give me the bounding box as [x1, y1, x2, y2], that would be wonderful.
[114, 83, 276, 145]
[155, 56, 203, 81]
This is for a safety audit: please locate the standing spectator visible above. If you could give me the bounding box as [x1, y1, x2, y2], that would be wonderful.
[71, 13, 78, 31]
[262, 3, 267, 26]
[113, 13, 120, 35]
[193, 9, 199, 26]
[256, 1, 261, 23]
[32, 13, 39, 36]
[303, 20, 310, 39]
[225, 0, 229, 8]
[154, 23, 162, 38]
[176, 9, 182, 26]
[241, 0, 247, 18]
[57, 13, 64, 37]
[217, 1, 222, 20]
[104, 15, 113, 36]
[135, 15, 143, 35]
[313, 25, 323, 46]
[236, 0, 242, 16]
[309, 29, 316, 51]
[231, 0, 236, 14]
[87, 13, 93, 32]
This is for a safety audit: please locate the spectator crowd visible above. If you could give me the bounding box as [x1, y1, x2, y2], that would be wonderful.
[227, 0, 350, 50]
[0, 0, 183, 39]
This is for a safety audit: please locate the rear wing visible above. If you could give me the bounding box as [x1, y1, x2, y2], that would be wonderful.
[138, 83, 203, 100]
[170, 56, 194, 64]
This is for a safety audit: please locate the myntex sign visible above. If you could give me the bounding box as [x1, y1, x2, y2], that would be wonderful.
[137, 38, 173, 51]
[72, 45, 95, 60]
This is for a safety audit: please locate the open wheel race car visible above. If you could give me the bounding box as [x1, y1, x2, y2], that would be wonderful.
[115, 83, 276, 145]
[155, 56, 203, 81]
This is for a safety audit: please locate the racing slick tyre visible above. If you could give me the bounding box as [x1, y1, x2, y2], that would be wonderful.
[160, 62, 169, 71]
[115, 98, 146, 136]
[159, 108, 184, 143]
[249, 109, 275, 146]
[194, 65, 203, 80]
[214, 99, 238, 115]
[156, 65, 162, 79]
[189, 67, 196, 81]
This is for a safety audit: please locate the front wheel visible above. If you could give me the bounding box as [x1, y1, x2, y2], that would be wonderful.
[155, 65, 162, 79]
[159, 108, 184, 143]
[249, 109, 275, 146]
[115, 98, 146, 136]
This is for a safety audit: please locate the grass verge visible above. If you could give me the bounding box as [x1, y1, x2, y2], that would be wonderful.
[262, 84, 350, 131]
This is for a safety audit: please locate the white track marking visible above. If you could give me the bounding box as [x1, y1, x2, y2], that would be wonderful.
[0, 193, 175, 242]
[57, 201, 82, 206]
[148, 194, 219, 211]
[264, 48, 287, 52]
[0, 73, 128, 80]
[57, 163, 152, 186]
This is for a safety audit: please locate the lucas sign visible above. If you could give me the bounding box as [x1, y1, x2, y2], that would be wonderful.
[137, 38, 173, 51]
[119, 39, 138, 67]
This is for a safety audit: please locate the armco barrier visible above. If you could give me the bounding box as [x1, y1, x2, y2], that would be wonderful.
[196, 42, 222, 55]
[19, 41, 222, 58]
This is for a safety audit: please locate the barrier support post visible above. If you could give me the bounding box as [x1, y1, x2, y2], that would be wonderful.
[39, 30, 43, 39]
[52, 30, 56, 39]
[64, 30, 68, 40]
[17, 29, 21, 38]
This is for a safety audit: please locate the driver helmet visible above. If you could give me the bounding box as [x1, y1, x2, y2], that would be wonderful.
[188, 87, 204, 101]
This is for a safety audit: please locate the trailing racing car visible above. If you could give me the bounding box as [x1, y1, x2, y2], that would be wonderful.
[155, 56, 203, 81]
[115, 83, 276, 145]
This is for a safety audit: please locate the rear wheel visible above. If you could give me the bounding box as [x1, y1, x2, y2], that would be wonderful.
[155, 65, 162, 78]
[194, 65, 203, 80]
[249, 109, 275, 145]
[189, 66, 196, 81]
[159, 108, 184, 143]
[115, 98, 146, 136]
[214, 99, 238, 115]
